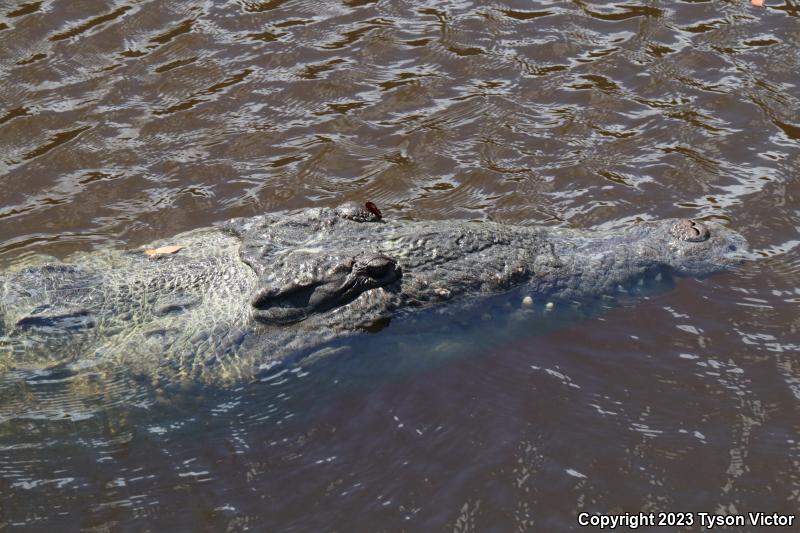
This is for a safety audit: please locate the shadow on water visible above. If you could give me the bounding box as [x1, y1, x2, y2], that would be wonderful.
[275, 272, 679, 395]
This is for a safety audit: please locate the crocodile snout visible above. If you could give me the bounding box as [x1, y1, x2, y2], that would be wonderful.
[662, 218, 750, 276]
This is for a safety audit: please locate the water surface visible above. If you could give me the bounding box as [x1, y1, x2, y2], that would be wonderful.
[1, 0, 799, 530]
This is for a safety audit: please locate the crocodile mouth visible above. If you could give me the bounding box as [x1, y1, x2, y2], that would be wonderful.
[251, 254, 401, 325]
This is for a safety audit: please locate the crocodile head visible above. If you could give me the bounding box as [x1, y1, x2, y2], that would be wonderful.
[250, 253, 401, 325]
[634, 218, 750, 278]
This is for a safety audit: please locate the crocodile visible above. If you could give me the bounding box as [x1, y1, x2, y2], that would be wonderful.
[0, 205, 749, 385]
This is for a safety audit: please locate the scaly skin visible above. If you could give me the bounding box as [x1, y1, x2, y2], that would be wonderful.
[0, 206, 749, 385]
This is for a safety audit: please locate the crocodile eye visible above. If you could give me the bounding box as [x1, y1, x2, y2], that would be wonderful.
[360, 255, 396, 279]
[670, 219, 710, 242]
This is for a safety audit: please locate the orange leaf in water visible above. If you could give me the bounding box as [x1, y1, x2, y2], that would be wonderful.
[144, 244, 183, 257]
[751, 0, 764, 6]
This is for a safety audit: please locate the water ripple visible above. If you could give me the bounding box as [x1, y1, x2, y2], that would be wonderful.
[1, 0, 799, 529]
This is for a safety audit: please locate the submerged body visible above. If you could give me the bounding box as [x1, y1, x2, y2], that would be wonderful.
[0, 206, 748, 384]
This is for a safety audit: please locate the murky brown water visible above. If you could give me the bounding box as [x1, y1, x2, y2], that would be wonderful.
[1, 0, 799, 530]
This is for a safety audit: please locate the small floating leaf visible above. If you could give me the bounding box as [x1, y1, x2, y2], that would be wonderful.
[145, 245, 183, 257]
[751, 0, 763, 6]
[365, 201, 382, 220]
